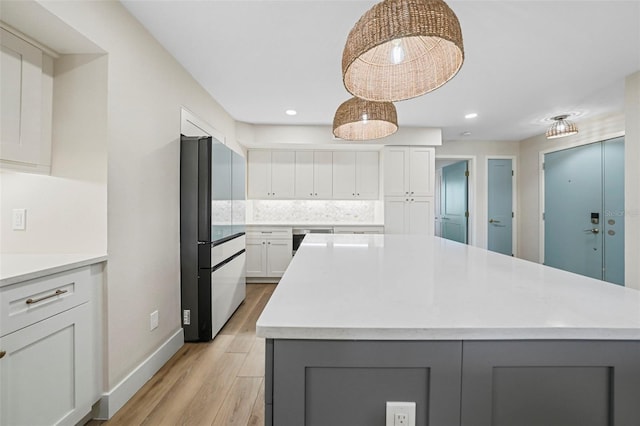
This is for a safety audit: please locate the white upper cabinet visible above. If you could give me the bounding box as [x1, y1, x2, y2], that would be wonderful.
[332, 151, 379, 199]
[294, 151, 332, 199]
[247, 150, 295, 199]
[1, 28, 52, 173]
[383, 147, 434, 197]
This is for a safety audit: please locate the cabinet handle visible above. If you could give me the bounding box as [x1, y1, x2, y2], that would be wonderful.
[0, 350, 5, 359]
[262, 241, 266, 244]
[310, 193, 313, 196]
[26, 289, 68, 305]
[315, 193, 317, 196]
[268, 242, 271, 245]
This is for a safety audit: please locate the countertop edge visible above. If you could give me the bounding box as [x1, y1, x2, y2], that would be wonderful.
[256, 325, 640, 341]
[0, 254, 108, 287]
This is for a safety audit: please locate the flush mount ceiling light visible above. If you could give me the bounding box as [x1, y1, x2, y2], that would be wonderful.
[285, 109, 297, 116]
[342, 0, 464, 102]
[333, 97, 398, 141]
[546, 114, 579, 139]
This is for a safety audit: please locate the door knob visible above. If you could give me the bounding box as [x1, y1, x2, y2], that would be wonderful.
[489, 219, 501, 224]
[583, 228, 599, 234]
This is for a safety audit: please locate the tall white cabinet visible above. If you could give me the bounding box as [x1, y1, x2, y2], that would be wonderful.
[383, 147, 435, 235]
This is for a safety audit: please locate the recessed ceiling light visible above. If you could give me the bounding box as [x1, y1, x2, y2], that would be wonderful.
[285, 109, 297, 116]
[461, 131, 472, 136]
[465, 113, 478, 119]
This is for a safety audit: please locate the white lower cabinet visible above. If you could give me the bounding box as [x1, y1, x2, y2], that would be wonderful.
[0, 265, 101, 426]
[246, 227, 293, 279]
[385, 196, 434, 235]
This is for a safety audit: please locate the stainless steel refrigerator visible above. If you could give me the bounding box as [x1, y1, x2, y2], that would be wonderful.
[180, 134, 246, 342]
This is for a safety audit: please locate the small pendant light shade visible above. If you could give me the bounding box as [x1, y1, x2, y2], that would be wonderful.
[546, 115, 579, 139]
[342, 0, 464, 102]
[333, 97, 398, 141]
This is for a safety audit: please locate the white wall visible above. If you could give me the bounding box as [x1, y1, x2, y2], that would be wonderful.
[624, 71, 640, 289]
[0, 53, 108, 254]
[435, 140, 519, 250]
[242, 123, 442, 148]
[36, 0, 241, 391]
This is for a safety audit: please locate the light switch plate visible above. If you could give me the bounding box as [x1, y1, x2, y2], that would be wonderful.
[386, 401, 415, 426]
[150, 310, 159, 331]
[12, 208, 26, 230]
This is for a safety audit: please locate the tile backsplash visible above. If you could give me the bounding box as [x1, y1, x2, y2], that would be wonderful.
[247, 200, 383, 224]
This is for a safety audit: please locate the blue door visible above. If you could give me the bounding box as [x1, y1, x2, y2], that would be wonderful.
[487, 159, 513, 256]
[603, 138, 625, 285]
[544, 138, 624, 285]
[441, 161, 468, 243]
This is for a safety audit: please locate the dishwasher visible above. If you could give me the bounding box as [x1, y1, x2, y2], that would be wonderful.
[292, 228, 333, 255]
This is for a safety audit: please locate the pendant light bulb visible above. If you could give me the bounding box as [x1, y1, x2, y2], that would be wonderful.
[391, 39, 405, 64]
[362, 113, 368, 123]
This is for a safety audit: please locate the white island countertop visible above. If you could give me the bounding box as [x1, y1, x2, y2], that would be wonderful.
[256, 234, 640, 341]
[0, 253, 107, 287]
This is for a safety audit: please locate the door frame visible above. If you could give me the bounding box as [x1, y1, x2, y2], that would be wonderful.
[485, 155, 518, 257]
[435, 155, 477, 246]
[538, 133, 624, 263]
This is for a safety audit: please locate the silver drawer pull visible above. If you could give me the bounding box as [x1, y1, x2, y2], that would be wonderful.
[26, 289, 68, 305]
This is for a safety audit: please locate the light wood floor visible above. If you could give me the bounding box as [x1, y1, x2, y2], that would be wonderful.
[88, 283, 276, 426]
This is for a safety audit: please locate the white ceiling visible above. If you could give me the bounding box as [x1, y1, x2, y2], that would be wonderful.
[121, 0, 640, 142]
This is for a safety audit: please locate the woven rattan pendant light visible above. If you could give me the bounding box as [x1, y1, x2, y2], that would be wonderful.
[546, 115, 579, 139]
[342, 0, 464, 102]
[333, 97, 398, 141]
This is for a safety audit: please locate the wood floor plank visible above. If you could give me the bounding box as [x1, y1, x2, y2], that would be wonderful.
[165, 353, 246, 426]
[219, 283, 267, 335]
[91, 284, 277, 426]
[105, 342, 210, 425]
[211, 377, 263, 426]
[247, 379, 265, 426]
[226, 285, 275, 353]
[138, 335, 235, 426]
[238, 337, 265, 378]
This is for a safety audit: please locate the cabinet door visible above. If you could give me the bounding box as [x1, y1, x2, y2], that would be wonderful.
[313, 151, 333, 198]
[271, 151, 295, 198]
[1, 28, 44, 166]
[0, 304, 92, 426]
[409, 147, 435, 196]
[245, 239, 267, 277]
[295, 151, 314, 199]
[332, 151, 356, 199]
[384, 197, 407, 234]
[383, 147, 409, 197]
[408, 197, 434, 235]
[247, 150, 271, 199]
[356, 151, 379, 199]
[266, 239, 293, 277]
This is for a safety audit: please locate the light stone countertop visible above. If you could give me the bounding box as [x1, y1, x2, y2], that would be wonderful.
[256, 234, 640, 341]
[0, 253, 108, 287]
[246, 222, 384, 227]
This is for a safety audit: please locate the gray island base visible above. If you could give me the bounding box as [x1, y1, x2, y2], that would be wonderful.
[257, 235, 640, 426]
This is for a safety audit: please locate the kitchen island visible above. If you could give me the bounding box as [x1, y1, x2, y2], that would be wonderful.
[256, 234, 640, 426]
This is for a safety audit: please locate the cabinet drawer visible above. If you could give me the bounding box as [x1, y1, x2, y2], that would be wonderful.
[0, 267, 91, 337]
[212, 234, 246, 267]
[246, 227, 292, 240]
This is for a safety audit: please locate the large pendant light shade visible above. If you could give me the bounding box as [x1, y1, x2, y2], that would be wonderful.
[333, 97, 398, 141]
[342, 0, 464, 102]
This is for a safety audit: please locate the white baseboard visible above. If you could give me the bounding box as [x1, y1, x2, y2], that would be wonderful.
[93, 328, 184, 420]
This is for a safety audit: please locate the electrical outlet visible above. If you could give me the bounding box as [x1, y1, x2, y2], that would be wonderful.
[386, 402, 415, 426]
[150, 310, 159, 331]
[12, 208, 26, 230]
[395, 413, 409, 426]
[183, 309, 191, 325]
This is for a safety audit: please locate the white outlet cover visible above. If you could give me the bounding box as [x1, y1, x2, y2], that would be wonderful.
[386, 401, 416, 426]
[12, 208, 26, 230]
[150, 310, 159, 330]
